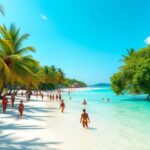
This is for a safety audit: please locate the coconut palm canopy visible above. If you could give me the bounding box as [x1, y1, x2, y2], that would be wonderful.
[0, 24, 86, 96]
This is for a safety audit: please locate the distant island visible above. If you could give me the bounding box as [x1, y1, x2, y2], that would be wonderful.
[90, 83, 110, 87]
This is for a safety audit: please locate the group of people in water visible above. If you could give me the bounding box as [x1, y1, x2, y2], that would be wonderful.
[102, 98, 111, 102]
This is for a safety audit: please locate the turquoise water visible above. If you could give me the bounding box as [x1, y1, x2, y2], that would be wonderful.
[62, 87, 150, 150]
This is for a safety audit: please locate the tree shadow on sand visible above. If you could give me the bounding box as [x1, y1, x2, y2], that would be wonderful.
[0, 133, 62, 150]
[0, 104, 57, 121]
[0, 121, 44, 130]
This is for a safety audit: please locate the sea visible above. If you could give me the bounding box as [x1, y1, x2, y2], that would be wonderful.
[61, 87, 150, 150]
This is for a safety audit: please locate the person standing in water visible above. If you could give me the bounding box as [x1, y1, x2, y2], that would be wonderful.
[60, 100, 65, 113]
[18, 100, 24, 118]
[80, 109, 90, 128]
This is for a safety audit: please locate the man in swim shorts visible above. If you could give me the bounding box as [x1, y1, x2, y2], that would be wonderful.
[80, 109, 90, 128]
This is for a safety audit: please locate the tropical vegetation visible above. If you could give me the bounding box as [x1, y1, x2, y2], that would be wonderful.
[63, 78, 87, 88]
[0, 23, 86, 97]
[111, 47, 150, 99]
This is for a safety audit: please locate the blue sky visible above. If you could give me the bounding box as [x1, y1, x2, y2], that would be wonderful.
[0, 0, 150, 84]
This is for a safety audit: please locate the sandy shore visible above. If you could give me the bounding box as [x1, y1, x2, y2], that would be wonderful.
[0, 94, 97, 150]
[0, 95, 62, 150]
[1, 92, 149, 150]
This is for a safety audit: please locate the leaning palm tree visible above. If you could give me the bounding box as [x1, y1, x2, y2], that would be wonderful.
[0, 24, 36, 96]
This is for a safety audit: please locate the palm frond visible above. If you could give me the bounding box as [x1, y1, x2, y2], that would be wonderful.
[0, 25, 11, 40]
[16, 46, 35, 55]
[15, 33, 30, 48]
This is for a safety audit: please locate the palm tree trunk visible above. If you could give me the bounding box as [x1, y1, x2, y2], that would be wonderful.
[0, 82, 4, 98]
[8, 84, 12, 95]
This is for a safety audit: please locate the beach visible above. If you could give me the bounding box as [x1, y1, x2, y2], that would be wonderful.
[1, 88, 150, 150]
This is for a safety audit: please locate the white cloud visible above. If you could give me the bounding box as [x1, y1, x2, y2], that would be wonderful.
[40, 14, 47, 21]
[144, 36, 150, 45]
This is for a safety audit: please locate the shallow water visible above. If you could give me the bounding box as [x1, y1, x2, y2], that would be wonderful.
[61, 87, 150, 150]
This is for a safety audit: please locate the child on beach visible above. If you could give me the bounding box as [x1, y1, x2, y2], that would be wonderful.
[80, 109, 90, 128]
[60, 100, 65, 113]
[2, 96, 8, 113]
[18, 100, 24, 118]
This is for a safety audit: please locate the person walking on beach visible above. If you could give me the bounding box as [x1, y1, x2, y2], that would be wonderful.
[21, 91, 23, 97]
[18, 100, 24, 118]
[2, 96, 8, 113]
[60, 100, 65, 113]
[80, 109, 90, 128]
[26, 91, 30, 102]
[52, 95, 54, 101]
[59, 94, 61, 101]
[36, 92, 38, 99]
[11, 93, 15, 108]
[49, 94, 51, 101]
[56, 94, 58, 101]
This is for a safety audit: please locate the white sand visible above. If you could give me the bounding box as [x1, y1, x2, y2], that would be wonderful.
[1, 93, 147, 150]
[0, 95, 99, 150]
[0, 95, 62, 150]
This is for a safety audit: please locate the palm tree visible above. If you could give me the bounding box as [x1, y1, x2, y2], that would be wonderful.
[120, 48, 135, 63]
[0, 24, 36, 96]
[56, 68, 65, 84]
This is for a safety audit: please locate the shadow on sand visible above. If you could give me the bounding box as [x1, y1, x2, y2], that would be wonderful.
[0, 122, 44, 130]
[0, 103, 57, 120]
[0, 133, 62, 150]
[86, 127, 97, 130]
